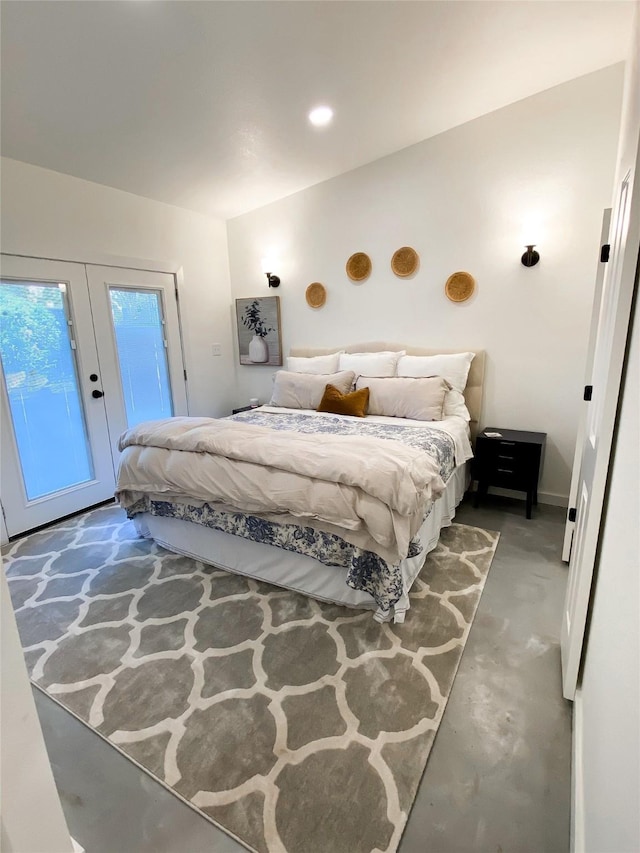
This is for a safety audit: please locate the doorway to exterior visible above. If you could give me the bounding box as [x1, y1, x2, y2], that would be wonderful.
[0, 255, 187, 537]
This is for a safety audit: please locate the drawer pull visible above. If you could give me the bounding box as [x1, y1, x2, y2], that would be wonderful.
[497, 468, 514, 474]
[499, 441, 516, 446]
[498, 454, 514, 460]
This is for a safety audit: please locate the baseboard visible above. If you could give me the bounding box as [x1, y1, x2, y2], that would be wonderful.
[477, 486, 569, 508]
[537, 491, 569, 507]
[571, 688, 584, 853]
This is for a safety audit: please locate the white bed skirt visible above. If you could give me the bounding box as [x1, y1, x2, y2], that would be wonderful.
[133, 464, 469, 623]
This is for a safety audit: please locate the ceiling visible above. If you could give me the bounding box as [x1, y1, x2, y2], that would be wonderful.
[1, 1, 634, 220]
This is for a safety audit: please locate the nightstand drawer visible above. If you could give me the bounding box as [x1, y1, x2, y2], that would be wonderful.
[480, 439, 538, 467]
[487, 466, 529, 491]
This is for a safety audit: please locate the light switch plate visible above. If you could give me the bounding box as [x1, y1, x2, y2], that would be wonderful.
[212, 343, 222, 357]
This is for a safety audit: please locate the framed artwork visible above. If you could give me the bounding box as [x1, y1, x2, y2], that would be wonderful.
[235, 296, 282, 366]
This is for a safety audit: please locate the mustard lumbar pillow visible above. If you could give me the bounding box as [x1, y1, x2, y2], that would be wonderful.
[317, 384, 370, 418]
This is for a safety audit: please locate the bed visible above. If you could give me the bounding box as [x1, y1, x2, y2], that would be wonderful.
[116, 343, 485, 623]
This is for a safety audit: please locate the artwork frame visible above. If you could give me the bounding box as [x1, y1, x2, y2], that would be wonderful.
[235, 295, 282, 366]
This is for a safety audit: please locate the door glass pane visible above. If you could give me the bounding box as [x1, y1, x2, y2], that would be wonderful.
[0, 280, 94, 500]
[109, 287, 173, 427]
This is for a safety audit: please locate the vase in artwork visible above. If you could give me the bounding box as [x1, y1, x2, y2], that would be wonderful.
[248, 335, 269, 363]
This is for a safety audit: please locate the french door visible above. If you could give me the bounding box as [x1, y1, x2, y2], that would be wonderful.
[86, 265, 187, 464]
[0, 256, 187, 537]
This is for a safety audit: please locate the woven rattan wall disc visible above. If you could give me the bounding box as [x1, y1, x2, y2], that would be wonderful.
[346, 252, 372, 282]
[391, 246, 419, 277]
[305, 282, 327, 309]
[445, 271, 476, 303]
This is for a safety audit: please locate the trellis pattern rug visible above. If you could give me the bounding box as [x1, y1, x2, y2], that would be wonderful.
[4, 505, 499, 853]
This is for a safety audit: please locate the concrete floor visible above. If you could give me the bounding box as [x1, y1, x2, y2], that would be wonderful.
[33, 494, 572, 853]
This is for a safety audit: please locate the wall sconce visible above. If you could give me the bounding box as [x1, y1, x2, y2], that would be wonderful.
[261, 257, 280, 288]
[521, 245, 540, 267]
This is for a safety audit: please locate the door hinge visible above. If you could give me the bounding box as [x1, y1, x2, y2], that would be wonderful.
[183, 369, 187, 381]
[175, 284, 179, 301]
[600, 244, 610, 263]
[584, 385, 593, 401]
[568, 507, 577, 523]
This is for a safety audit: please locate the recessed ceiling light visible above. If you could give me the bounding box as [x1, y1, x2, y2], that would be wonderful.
[308, 106, 334, 127]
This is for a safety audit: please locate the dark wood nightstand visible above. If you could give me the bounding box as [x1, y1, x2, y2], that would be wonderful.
[231, 405, 254, 414]
[473, 427, 546, 519]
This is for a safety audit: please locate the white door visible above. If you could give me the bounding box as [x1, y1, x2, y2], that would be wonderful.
[86, 266, 188, 463]
[1, 257, 187, 537]
[561, 208, 611, 563]
[0, 257, 116, 534]
[561, 54, 640, 700]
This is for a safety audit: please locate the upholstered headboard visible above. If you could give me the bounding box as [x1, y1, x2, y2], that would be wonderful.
[289, 342, 485, 442]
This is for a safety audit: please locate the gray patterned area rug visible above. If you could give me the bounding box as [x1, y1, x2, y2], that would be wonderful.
[4, 505, 499, 853]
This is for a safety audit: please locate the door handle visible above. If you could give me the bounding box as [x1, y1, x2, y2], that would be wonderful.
[92, 390, 104, 399]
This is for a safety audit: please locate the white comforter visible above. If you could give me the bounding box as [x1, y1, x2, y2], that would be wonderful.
[116, 416, 446, 564]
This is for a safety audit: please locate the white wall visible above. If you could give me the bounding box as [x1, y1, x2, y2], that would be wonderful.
[227, 66, 624, 502]
[1, 569, 75, 853]
[1, 157, 234, 418]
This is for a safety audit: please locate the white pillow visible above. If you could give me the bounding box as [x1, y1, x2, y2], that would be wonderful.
[286, 352, 343, 374]
[355, 376, 450, 421]
[396, 352, 475, 392]
[444, 389, 471, 421]
[339, 351, 405, 378]
[270, 370, 355, 410]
